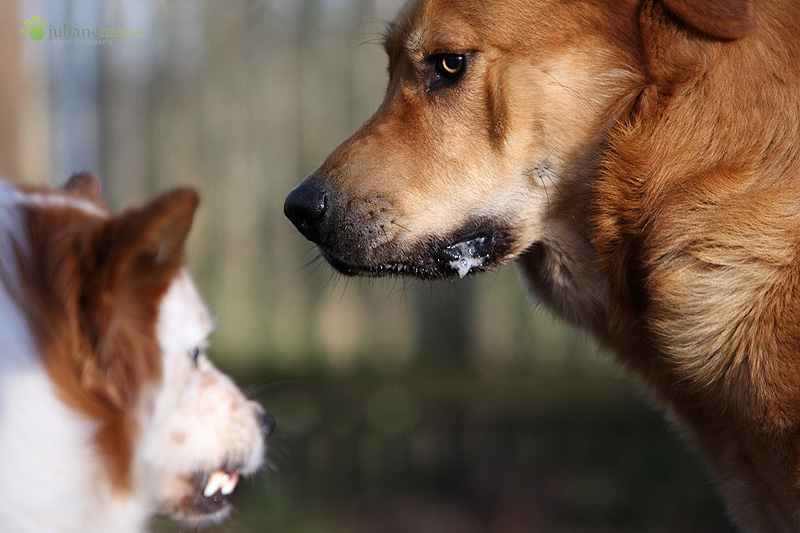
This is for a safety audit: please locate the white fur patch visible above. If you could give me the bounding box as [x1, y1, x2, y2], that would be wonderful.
[11, 189, 108, 219]
[0, 183, 134, 532]
[144, 271, 265, 524]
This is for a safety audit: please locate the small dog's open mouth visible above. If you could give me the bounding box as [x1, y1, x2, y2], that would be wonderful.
[184, 467, 245, 520]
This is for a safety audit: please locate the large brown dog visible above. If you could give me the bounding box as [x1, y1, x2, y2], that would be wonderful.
[284, 0, 800, 530]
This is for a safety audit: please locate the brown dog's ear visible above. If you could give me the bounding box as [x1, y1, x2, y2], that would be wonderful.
[661, 0, 756, 39]
[63, 171, 102, 201]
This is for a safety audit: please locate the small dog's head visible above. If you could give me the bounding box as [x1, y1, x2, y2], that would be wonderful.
[21, 173, 274, 527]
[147, 270, 273, 526]
[285, 0, 754, 279]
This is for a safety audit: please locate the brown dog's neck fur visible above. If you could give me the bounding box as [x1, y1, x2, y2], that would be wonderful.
[534, 2, 800, 530]
[519, 4, 800, 527]
[525, 0, 800, 364]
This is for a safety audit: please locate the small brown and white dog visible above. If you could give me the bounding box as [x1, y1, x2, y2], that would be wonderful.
[0, 173, 273, 532]
[285, 0, 800, 530]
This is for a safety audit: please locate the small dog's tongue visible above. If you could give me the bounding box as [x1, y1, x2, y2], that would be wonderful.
[203, 470, 239, 498]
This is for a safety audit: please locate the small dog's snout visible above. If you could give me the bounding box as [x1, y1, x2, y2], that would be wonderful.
[284, 179, 329, 243]
[258, 411, 276, 440]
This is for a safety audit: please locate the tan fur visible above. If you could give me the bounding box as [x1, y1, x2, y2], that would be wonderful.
[285, 0, 800, 529]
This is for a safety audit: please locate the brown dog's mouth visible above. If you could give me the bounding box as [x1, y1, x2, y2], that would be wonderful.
[438, 235, 494, 278]
[285, 179, 516, 278]
[320, 222, 513, 280]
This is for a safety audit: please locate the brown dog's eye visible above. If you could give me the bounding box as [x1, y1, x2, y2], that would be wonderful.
[439, 54, 464, 76]
[427, 53, 467, 92]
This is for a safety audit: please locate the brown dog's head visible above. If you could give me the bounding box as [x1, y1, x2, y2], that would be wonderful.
[285, 0, 751, 279]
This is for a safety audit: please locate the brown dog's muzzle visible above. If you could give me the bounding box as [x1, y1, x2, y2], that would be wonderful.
[285, 171, 513, 279]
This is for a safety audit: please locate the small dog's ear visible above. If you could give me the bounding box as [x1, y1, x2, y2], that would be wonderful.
[661, 0, 756, 40]
[110, 188, 200, 269]
[85, 188, 200, 408]
[63, 171, 102, 202]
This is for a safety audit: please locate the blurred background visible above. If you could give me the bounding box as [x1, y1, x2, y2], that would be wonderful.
[2, 0, 733, 531]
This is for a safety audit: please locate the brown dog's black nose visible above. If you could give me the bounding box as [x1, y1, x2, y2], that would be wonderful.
[284, 180, 328, 243]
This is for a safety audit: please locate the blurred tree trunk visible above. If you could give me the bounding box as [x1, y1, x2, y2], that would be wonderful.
[296, 0, 317, 181]
[0, 0, 21, 179]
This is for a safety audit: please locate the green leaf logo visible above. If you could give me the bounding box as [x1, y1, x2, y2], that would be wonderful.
[21, 16, 46, 41]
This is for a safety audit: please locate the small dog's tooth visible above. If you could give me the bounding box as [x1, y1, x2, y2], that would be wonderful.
[203, 470, 229, 497]
[220, 472, 239, 496]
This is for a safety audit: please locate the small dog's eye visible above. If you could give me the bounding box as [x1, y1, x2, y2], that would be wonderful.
[435, 54, 464, 79]
[189, 347, 201, 364]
